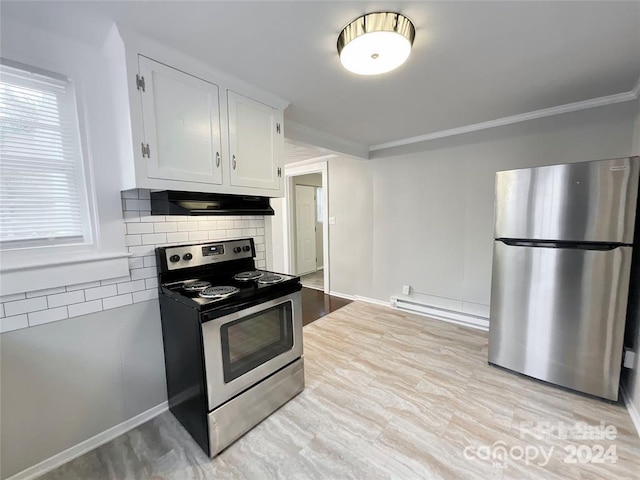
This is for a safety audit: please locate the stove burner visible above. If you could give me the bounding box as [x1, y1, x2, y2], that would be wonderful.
[233, 271, 264, 281]
[199, 286, 240, 299]
[257, 274, 284, 284]
[183, 280, 212, 292]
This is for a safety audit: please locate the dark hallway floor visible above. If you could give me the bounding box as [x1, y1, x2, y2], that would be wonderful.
[301, 287, 352, 326]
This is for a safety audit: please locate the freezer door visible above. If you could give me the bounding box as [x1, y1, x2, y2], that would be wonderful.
[488, 240, 632, 400]
[495, 157, 639, 244]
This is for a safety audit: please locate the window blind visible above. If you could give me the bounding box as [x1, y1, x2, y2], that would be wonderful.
[0, 60, 90, 248]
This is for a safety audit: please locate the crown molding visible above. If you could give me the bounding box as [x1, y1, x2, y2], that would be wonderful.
[284, 119, 369, 159]
[369, 81, 640, 153]
[632, 77, 640, 98]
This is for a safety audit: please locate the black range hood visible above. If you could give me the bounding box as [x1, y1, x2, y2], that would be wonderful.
[150, 191, 274, 216]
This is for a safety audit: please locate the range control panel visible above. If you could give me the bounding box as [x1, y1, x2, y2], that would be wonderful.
[161, 238, 254, 271]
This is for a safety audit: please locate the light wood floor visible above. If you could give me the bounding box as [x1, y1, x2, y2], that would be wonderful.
[38, 302, 640, 479]
[300, 270, 324, 291]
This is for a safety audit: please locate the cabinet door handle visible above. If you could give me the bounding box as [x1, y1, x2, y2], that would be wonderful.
[215, 152, 220, 168]
[232, 155, 237, 170]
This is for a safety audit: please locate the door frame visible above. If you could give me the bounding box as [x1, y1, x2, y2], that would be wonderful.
[283, 159, 330, 294]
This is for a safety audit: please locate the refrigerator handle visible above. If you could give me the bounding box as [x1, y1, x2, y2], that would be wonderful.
[498, 239, 624, 251]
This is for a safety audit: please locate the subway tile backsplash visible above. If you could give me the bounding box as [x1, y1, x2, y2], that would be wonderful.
[0, 189, 267, 333]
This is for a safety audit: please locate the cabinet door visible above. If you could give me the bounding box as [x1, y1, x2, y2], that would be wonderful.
[139, 56, 222, 184]
[227, 91, 282, 190]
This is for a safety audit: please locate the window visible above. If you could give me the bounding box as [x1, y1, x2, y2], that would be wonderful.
[316, 187, 323, 223]
[0, 59, 92, 250]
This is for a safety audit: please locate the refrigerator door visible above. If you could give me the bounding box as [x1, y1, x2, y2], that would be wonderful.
[488, 240, 632, 400]
[495, 157, 639, 244]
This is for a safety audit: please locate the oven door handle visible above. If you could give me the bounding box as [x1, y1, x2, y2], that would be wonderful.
[202, 292, 299, 325]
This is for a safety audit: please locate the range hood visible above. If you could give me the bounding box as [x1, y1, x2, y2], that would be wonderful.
[150, 191, 274, 216]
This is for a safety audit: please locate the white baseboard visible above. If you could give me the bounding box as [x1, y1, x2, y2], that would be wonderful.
[302, 285, 324, 292]
[390, 296, 490, 331]
[7, 401, 169, 480]
[329, 292, 390, 308]
[328, 290, 355, 301]
[354, 295, 390, 308]
[326, 291, 488, 331]
[621, 385, 640, 439]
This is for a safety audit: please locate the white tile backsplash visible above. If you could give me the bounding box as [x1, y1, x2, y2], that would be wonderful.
[154, 222, 177, 233]
[126, 223, 154, 234]
[167, 232, 189, 243]
[0, 189, 268, 333]
[28, 306, 68, 327]
[103, 293, 133, 310]
[131, 267, 156, 281]
[142, 256, 156, 268]
[4, 297, 48, 316]
[141, 233, 166, 245]
[85, 284, 118, 301]
[117, 280, 145, 295]
[47, 290, 85, 308]
[1, 314, 28, 333]
[188, 231, 208, 241]
[178, 222, 199, 231]
[125, 234, 142, 246]
[68, 299, 103, 318]
[133, 289, 158, 303]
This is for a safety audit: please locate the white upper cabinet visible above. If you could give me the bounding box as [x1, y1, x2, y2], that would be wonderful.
[228, 91, 283, 190]
[105, 26, 288, 197]
[139, 56, 222, 185]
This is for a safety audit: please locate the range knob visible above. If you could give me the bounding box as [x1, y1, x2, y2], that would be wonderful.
[243, 246, 251, 252]
[233, 247, 242, 253]
[169, 254, 180, 263]
[183, 253, 193, 261]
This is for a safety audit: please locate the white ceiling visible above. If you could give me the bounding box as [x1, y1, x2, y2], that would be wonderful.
[283, 140, 333, 164]
[3, 1, 639, 150]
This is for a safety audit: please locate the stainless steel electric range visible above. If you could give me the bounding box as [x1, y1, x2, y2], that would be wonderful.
[156, 238, 304, 457]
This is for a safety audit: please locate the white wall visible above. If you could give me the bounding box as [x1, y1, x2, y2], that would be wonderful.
[326, 157, 373, 297]
[269, 157, 372, 296]
[0, 14, 271, 478]
[366, 101, 639, 316]
[274, 102, 638, 306]
[0, 190, 269, 479]
[0, 16, 130, 296]
[1, 301, 166, 479]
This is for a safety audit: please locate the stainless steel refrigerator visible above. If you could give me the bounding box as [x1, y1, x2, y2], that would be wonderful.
[488, 157, 640, 401]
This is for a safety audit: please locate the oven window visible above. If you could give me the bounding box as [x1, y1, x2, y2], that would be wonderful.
[220, 301, 293, 383]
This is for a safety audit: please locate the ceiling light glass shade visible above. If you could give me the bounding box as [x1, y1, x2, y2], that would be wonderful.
[337, 12, 415, 75]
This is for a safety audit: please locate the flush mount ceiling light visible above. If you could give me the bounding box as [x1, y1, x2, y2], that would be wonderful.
[337, 12, 415, 75]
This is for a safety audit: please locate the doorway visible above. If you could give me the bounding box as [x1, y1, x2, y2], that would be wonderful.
[293, 175, 324, 290]
[283, 160, 329, 294]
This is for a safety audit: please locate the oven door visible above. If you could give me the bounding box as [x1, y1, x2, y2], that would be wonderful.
[201, 291, 302, 410]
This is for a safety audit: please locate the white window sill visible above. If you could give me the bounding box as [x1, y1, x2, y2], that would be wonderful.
[0, 252, 131, 296]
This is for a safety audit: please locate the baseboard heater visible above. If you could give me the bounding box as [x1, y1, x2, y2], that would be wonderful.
[390, 296, 489, 331]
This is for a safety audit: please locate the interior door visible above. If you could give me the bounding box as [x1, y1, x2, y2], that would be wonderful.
[489, 240, 632, 400]
[295, 185, 317, 275]
[227, 90, 282, 190]
[138, 56, 222, 184]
